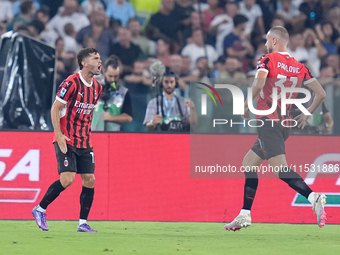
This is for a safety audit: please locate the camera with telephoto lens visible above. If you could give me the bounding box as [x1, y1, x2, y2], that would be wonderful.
[101, 82, 116, 112]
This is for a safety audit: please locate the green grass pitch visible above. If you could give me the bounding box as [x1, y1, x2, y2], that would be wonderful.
[1, 220, 339, 255]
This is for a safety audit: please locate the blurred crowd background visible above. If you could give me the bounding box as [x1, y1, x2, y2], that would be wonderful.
[0, 0, 339, 134]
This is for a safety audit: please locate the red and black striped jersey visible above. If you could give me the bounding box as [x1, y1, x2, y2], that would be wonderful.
[53, 72, 103, 148]
[256, 52, 315, 121]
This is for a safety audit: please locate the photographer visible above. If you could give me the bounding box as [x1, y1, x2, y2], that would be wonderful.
[143, 71, 197, 132]
[92, 55, 132, 131]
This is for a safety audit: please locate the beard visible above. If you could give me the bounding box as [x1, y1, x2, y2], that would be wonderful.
[164, 87, 175, 95]
[267, 46, 273, 54]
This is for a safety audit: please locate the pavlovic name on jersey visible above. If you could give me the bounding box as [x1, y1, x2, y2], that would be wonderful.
[277, 62, 300, 74]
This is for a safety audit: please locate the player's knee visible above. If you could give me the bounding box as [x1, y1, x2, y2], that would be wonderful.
[83, 175, 95, 187]
[60, 174, 75, 188]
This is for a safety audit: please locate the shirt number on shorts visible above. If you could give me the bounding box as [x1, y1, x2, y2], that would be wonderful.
[90, 152, 95, 163]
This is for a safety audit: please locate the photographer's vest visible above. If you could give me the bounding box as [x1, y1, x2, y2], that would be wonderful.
[91, 86, 128, 131]
[155, 93, 190, 132]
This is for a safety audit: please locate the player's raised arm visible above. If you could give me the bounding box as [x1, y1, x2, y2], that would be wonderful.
[294, 79, 326, 129]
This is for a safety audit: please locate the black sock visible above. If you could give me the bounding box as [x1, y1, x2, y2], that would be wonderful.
[242, 171, 258, 210]
[39, 180, 65, 209]
[279, 167, 313, 198]
[79, 186, 94, 220]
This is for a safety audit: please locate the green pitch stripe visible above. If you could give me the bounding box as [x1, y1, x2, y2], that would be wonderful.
[294, 194, 340, 205]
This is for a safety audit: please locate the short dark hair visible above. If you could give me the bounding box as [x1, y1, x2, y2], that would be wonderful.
[20, 1, 33, 15]
[77, 48, 99, 70]
[104, 55, 120, 71]
[127, 17, 139, 25]
[28, 19, 45, 34]
[64, 23, 74, 36]
[270, 26, 290, 44]
[233, 14, 248, 27]
[55, 36, 63, 46]
[37, 6, 50, 17]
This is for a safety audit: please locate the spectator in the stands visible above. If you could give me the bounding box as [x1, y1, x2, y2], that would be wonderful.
[191, 56, 213, 80]
[203, 0, 224, 32]
[109, 26, 144, 76]
[299, 0, 323, 29]
[63, 23, 78, 54]
[326, 54, 340, 78]
[320, 0, 334, 18]
[27, 19, 44, 40]
[47, 0, 90, 38]
[76, 7, 114, 62]
[157, 38, 172, 67]
[0, 0, 13, 24]
[7, 0, 35, 31]
[11, 0, 39, 16]
[173, 0, 195, 29]
[124, 60, 152, 86]
[315, 21, 340, 56]
[123, 60, 152, 132]
[129, 0, 161, 26]
[181, 55, 191, 73]
[303, 28, 327, 77]
[146, 0, 182, 45]
[239, 0, 265, 38]
[16, 25, 29, 35]
[209, 0, 239, 57]
[55, 37, 77, 86]
[0, 21, 6, 36]
[329, 7, 340, 35]
[203, 0, 224, 46]
[182, 12, 201, 45]
[105, 0, 135, 27]
[83, 34, 97, 49]
[271, 17, 285, 28]
[128, 17, 156, 56]
[275, 0, 306, 33]
[169, 54, 187, 93]
[257, 0, 277, 33]
[219, 57, 248, 90]
[223, 14, 254, 72]
[40, 0, 63, 19]
[36, 7, 58, 47]
[81, 0, 103, 17]
[287, 32, 309, 63]
[211, 56, 226, 79]
[181, 28, 218, 71]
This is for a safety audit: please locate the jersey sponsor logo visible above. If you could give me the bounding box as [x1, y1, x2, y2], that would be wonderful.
[78, 92, 84, 97]
[74, 101, 95, 114]
[0, 149, 40, 203]
[277, 62, 300, 74]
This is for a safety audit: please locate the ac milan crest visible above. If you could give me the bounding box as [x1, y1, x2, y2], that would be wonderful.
[64, 158, 69, 167]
